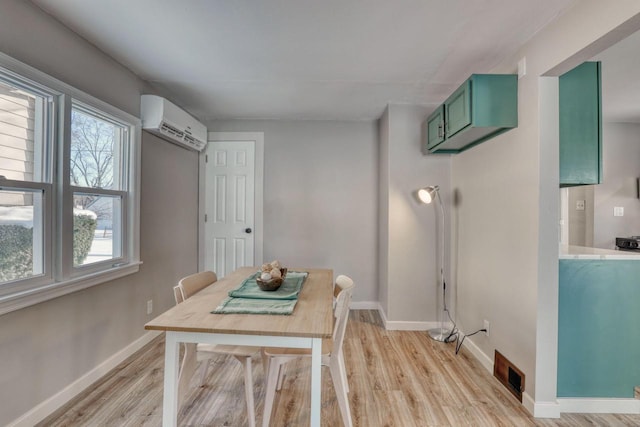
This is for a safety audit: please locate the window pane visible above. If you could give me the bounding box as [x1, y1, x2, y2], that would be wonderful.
[0, 80, 46, 182]
[70, 107, 125, 190]
[73, 194, 121, 266]
[0, 189, 44, 283]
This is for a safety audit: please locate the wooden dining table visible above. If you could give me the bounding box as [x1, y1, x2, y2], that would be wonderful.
[145, 266, 334, 427]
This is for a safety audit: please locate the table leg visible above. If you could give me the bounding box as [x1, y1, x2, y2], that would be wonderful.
[163, 332, 180, 427]
[310, 337, 322, 427]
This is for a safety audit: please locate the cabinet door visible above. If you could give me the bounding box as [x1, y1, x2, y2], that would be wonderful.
[445, 79, 471, 138]
[423, 105, 445, 153]
[559, 62, 602, 186]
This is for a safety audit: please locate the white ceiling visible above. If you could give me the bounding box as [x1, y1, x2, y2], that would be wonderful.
[30, 0, 578, 122]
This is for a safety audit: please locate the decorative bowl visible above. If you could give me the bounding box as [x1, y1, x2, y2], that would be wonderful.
[256, 268, 287, 291]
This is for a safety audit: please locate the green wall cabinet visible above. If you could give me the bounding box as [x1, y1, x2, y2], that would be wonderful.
[425, 105, 445, 150]
[422, 74, 518, 154]
[559, 61, 602, 186]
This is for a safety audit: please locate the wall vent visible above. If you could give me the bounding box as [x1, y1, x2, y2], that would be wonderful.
[494, 350, 524, 402]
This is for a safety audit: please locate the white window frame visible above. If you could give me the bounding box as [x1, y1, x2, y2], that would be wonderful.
[0, 52, 141, 316]
[66, 100, 131, 277]
[0, 67, 57, 296]
[0, 180, 53, 294]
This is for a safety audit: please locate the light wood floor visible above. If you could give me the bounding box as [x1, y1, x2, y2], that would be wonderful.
[40, 310, 640, 426]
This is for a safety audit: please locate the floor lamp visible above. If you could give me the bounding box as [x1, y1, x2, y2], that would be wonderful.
[417, 185, 452, 342]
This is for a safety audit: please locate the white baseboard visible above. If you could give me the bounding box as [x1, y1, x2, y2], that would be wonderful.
[456, 331, 494, 374]
[376, 303, 444, 330]
[458, 335, 561, 418]
[9, 330, 161, 427]
[558, 398, 640, 414]
[349, 300, 379, 310]
[533, 399, 561, 418]
[385, 319, 440, 331]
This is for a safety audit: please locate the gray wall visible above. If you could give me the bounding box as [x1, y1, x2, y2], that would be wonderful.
[208, 119, 378, 303]
[379, 104, 452, 323]
[0, 2, 199, 424]
[594, 122, 640, 248]
[0, 0, 142, 117]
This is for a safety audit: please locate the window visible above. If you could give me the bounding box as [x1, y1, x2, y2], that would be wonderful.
[0, 57, 140, 314]
[70, 104, 129, 270]
[0, 188, 47, 282]
[0, 74, 53, 291]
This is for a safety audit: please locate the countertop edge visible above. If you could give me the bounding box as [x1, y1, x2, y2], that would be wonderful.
[559, 244, 640, 260]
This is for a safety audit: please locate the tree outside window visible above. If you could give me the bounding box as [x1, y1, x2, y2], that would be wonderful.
[70, 106, 126, 266]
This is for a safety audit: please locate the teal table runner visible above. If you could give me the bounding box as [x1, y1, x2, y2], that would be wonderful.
[228, 271, 308, 300]
[213, 296, 299, 315]
[213, 271, 308, 315]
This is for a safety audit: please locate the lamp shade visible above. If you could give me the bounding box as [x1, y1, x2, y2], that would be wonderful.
[417, 185, 439, 204]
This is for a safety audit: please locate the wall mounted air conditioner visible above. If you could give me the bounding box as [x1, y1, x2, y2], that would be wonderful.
[141, 95, 207, 152]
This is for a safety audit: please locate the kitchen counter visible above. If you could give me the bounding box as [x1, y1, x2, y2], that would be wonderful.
[559, 244, 640, 260]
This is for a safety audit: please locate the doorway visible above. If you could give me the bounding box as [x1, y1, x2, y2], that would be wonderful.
[199, 132, 264, 277]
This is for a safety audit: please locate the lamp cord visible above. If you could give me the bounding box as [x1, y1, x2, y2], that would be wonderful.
[433, 190, 487, 351]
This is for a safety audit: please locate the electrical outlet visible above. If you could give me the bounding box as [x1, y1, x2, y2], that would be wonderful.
[146, 299, 153, 315]
[614, 207, 624, 217]
[483, 319, 490, 337]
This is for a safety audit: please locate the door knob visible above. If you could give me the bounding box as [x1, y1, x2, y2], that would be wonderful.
[245, 228, 252, 234]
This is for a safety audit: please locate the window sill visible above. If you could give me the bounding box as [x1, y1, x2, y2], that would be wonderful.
[0, 261, 142, 316]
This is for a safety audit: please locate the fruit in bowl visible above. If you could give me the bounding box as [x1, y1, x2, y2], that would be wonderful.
[257, 261, 287, 291]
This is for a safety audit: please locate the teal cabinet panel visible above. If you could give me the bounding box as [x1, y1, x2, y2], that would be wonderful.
[444, 80, 471, 138]
[559, 61, 602, 186]
[471, 75, 519, 127]
[422, 105, 445, 153]
[558, 260, 640, 398]
[423, 74, 518, 154]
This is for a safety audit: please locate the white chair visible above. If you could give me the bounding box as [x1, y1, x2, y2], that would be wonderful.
[174, 271, 260, 427]
[261, 274, 354, 427]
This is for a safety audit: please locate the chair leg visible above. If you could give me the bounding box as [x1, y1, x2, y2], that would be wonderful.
[178, 343, 199, 408]
[261, 349, 269, 380]
[329, 357, 352, 427]
[235, 356, 256, 427]
[338, 352, 349, 393]
[276, 363, 285, 391]
[262, 357, 282, 427]
[199, 359, 210, 387]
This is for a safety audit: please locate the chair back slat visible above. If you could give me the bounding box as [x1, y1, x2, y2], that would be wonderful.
[332, 275, 354, 357]
[175, 271, 218, 304]
[173, 285, 184, 305]
[334, 274, 354, 297]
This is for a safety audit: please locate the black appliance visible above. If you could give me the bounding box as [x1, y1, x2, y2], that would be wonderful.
[615, 236, 640, 251]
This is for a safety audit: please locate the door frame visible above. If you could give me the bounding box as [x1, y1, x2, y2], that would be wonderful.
[198, 132, 264, 271]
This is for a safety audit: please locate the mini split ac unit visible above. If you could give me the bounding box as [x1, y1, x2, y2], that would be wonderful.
[141, 95, 207, 152]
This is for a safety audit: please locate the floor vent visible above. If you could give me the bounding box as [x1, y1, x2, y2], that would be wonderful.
[494, 350, 524, 402]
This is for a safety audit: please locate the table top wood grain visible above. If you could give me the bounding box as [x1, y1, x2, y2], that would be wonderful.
[145, 267, 334, 339]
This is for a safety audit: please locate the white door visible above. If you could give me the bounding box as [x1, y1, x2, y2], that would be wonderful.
[204, 141, 255, 278]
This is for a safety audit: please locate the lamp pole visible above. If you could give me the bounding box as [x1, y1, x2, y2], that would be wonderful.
[427, 188, 451, 342]
[416, 185, 451, 342]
